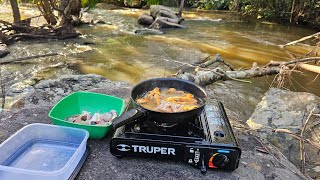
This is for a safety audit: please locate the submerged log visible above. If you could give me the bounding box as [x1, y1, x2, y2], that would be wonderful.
[0, 20, 80, 43]
[9, 32, 79, 40]
[150, 17, 184, 29]
[138, 5, 184, 29]
[150, 5, 178, 19]
[0, 53, 59, 64]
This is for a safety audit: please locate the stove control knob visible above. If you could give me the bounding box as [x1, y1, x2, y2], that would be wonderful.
[208, 153, 229, 169]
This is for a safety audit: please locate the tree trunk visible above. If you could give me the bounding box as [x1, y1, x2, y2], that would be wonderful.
[178, 0, 185, 17]
[9, 0, 21, 23]
[59, 0, 81, 26]
[40, 0, 58, 25]
[231, 0, 241, 11]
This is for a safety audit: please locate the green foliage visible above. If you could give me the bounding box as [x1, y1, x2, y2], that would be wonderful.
[81, 0, 100, 8]
[145, 0, 160, 5]
[18, 0, 34, 3]
[144, 0, 178, 6]
[190, 0, 232, 10]
[239, 0, 320, 27]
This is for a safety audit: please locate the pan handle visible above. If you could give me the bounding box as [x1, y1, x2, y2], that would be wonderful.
[112, 108, 147, 129]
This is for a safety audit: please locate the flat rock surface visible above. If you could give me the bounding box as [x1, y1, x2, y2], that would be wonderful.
[9, 74, 131, 108]
[0, 75, 305, 180]
[247, 88, 320, 131]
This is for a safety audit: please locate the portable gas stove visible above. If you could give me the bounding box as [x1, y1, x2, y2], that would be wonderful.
[110, 101, 241, 173]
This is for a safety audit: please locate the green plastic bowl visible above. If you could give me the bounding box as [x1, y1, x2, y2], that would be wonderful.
[49, 91, 125, 139]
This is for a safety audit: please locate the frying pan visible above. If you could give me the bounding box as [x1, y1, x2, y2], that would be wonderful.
[113, 78, 207, 129]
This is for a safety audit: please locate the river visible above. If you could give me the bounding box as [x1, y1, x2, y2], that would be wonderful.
[0, 3, 319, 119]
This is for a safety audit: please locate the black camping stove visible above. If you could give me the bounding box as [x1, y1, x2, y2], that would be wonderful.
[110, 102, 241, 173]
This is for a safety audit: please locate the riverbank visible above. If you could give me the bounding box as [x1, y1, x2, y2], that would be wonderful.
[0, 3, 319, 178]
[0, 74, 307, 179]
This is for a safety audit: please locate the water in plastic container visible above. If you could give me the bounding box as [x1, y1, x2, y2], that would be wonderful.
[4, 140, 77, 171]
[0, 124, 89, 180]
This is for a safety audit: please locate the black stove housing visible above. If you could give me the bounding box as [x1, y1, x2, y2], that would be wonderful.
[110, 101, 241, 173]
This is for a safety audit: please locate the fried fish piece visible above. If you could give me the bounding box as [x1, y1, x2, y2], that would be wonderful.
[146, 87, 161, 105]
[136, 87, 199, 113]
[136, 97, 149, 104]
[165, 96, 198, 104]
[182, 105, 198, 111]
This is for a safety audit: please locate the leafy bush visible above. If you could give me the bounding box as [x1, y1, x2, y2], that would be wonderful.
[144, 0, 178, 6]
[81, 0, 100, 8]
[190, 0, 232, 10]
[239, 0, 320, 27]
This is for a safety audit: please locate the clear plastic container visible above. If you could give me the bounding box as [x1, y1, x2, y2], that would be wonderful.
[0, 123, 89, 180]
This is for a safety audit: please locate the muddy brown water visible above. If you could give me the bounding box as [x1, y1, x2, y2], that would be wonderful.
[0, 4, 319, 118]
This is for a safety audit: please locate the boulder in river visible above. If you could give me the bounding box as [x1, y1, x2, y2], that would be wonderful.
[0, 44, 9, 58]
[137, 13, 154, 26]
[247, 88, 320, 178]
[247, 88, 320, 131]
[138, 5, 184, 29]
[0, 50, 9, 58]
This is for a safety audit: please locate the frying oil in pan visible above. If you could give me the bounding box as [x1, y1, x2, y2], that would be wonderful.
[136, 87, 201, 113]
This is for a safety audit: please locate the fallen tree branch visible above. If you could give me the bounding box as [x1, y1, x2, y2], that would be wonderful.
[150, 17, 185, 29]
[1, 19, 80, 44]
[279, 32, 320, 48]
[178, 0, 185, 17]
[273, 129, 302, 140]
[306, 139, 320, 150]
[284, 57, 320, 66]
[297, 63, 320, 74]
[265, 57, 320, 67]
[200, 54, 224, 68]
[177, 66, 279, 86]
[0, 66, 5, 109]
[300, 108, 315, 174]
[273, 129, 320, 151]
[273, 108, 319, 175]
[175, 56, 320, 86]
[9, 32, 80, 40]
[0, 53, 60, 64]
[253, 136, 306, 179]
